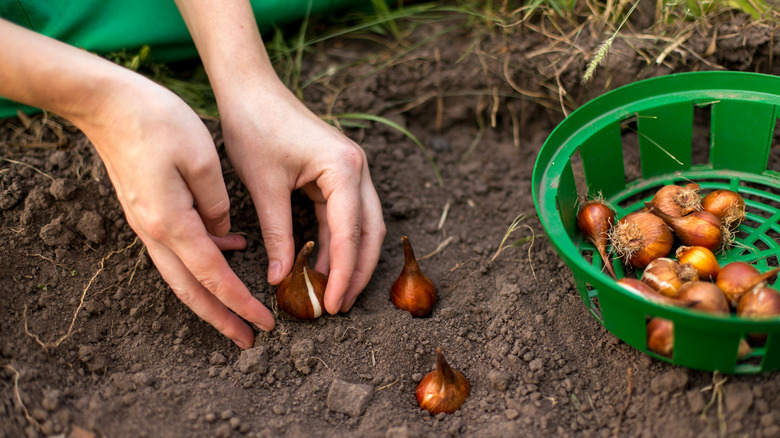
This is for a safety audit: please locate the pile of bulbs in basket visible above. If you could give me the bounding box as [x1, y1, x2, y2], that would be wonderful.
[577, 183, 780, 358]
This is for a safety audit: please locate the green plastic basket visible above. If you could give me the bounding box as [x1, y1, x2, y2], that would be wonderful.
[532, 71, 780, 373]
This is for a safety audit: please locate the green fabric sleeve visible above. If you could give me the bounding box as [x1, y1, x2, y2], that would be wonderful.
[0, 0, 368, 118]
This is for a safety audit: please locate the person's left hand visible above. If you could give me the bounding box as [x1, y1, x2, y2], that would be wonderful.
[217, 79, 386, 314]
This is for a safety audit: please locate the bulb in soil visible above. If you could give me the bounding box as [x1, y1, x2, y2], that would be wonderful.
[416, 347, 470, 415]
[276, 241, 328, 320]
[390, 236, 437, 317]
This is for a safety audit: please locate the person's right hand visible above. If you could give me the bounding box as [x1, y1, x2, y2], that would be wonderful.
[73, 72, 275, 349]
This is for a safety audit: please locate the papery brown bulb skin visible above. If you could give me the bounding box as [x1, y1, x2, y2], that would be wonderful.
[647, 318, 674, 357]
[737, 287, 780, 341]
[645, 204, 723, 251]
[677, 281, 730, 314]
[391, 236, 436, 317]
[675, 246, 720, 280]
[609, 211, 673, 269]
[737, 286, 780, 318]
[416, 348, 470, 415]
[716, 262, 780, 307]
[577, 200, 616, 278]
[276, 241, 328, 320]
[641, 258, 691, 298]
[702, 190, 745, 230]
[617, 278, 695, 307]
[647, 183, 701, 217]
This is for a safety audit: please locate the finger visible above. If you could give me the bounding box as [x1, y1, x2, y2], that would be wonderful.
[211, 233, 248, 252]
[340, 171, 386, 312]
[248, 176, 295, 285]
[164, 210, 276, 331]
[143, 238, 257, 349]
[177, 138, 232, 237]
[321, 185, 362, 315]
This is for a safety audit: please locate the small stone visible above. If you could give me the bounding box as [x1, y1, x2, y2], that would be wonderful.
[204, 413, 217, 423]
[229, 417, 241, 429]
[42, 389, 61, 411]
[215, 424, 232, 438]
[272, 404, 285, 415]
[385, 425, 410, 438]
[67, 425, 96, 438]
[219, 409, 233, 420]
[77, 211, 106, 244]
[529, 358, 544, 372]
[326, 379, 373, 417]
[290, 339, 315, 374]
[686, 389, 706, 414]
[488, 370, 511, 392]
[49, 178, 77, 201]
[505, 408, 520, 420]
[650, 369, 688, 394]
[725, 383, 754, 418]
[210, 352, 227, 366]
[235, 346, 268, 375]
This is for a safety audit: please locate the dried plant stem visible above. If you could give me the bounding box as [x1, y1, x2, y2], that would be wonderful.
[24, 238, 139, 349]
[2, 364, 41, 431]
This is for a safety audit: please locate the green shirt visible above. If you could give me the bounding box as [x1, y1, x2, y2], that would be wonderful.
[0, 0, 366, 117]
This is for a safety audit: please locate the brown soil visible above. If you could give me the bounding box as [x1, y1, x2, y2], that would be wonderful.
[3, 7, 780, 438]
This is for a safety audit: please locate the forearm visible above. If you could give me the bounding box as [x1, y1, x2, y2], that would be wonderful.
[0, 18, 136, 125]
[174, 0, 283, 99]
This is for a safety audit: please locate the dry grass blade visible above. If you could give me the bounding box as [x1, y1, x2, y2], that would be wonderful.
[491, 214, 532, 263]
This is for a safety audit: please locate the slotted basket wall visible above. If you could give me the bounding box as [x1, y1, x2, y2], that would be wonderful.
[532, 71, 780, 373]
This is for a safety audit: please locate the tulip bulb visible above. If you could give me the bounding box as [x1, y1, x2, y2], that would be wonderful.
[416, 348, 470, 415]
[577, 200, 616, 278]
[647, 318, 674, 357]
[647, 183, 701, 217]
[677, 281, 730, 314]
[716, 262, 780, 307]
[390, 236, 436, 317]
[737, 287, 780, 342]
[702, 189, 745, 230]
[675, 246, 720, 280]
[617, 278, 696, 307]
[645, 203, 724, 252]
[609, 211, 674, 269]
[276, 241, 328, 320]
[641, 257, 697, 298]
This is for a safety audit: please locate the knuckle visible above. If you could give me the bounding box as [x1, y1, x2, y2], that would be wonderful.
[199, 196, 230, 222]
[339, 146, 365, 175]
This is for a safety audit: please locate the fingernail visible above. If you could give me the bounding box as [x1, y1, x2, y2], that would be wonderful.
[268, 261, 282, 283]
[255, 322, 274, 332]
[335, 297, 345, 313]
[232, 339, 249, 350]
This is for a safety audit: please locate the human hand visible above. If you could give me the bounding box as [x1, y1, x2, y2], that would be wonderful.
[217, 81, 386, 314]
[76, 73, 275, 349]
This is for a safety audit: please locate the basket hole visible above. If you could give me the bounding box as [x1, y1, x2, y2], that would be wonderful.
[645, 316, 674, 359]
[691, 104, 712, 165]
[620, 119, 642, 184]
[736, 338, 764, 369]
[618, 185, 659, 212]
